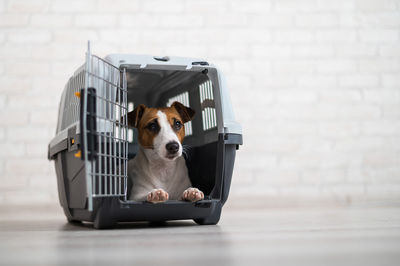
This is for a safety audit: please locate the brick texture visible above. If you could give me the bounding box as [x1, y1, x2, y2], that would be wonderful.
[0, 0, 400, 205]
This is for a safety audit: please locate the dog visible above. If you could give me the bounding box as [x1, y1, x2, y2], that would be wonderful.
[127, 101, 205, 203]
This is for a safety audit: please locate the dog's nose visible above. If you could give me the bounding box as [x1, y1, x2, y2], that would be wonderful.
[166, 141, 179, 154]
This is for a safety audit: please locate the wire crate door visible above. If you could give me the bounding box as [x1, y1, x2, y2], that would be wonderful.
[81, 46, 128, 211]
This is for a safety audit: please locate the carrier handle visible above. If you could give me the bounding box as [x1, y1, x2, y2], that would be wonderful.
[79, 87, 97, 161]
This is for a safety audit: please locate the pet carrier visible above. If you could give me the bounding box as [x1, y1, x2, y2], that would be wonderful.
[48, 42, 242, 229]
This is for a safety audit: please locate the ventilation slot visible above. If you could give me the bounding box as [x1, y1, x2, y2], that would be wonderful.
[199, 80, 217, 131]
[61, 71, 85, 131]
[127, 102, 134, 143]
[167, 92, 193, 136]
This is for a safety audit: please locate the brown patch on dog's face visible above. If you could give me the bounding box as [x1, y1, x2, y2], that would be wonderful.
[161, 106, 186, 143]
[130, 107, 159, 148]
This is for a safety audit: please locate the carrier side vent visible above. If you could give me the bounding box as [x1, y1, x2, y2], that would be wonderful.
[61, 71, 85, 131]
[167, 92, 193, 136]
[199, 80, 217, 131]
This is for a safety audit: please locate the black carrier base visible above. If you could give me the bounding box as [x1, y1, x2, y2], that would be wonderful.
[65, 198, 222, 229]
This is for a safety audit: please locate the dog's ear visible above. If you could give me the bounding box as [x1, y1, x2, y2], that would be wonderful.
[127, 104, 146, 128]
[171, 101, 195, 123]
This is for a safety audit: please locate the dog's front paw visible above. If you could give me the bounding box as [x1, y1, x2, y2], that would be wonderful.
[182, 187, 204, 202]
[147, 188, 169, 203]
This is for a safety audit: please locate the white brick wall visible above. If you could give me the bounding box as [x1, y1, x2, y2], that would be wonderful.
[0, 0, 400, 205]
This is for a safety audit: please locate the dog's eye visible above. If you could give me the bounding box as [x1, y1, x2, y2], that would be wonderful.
[173, 120, 182, 131]
[146, 121, 159, 133]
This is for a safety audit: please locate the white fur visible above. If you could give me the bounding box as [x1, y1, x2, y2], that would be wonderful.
[128, 110, 192, 201]
[152, 111, 182, 160]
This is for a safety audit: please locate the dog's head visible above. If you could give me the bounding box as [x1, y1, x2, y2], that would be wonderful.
[127, 102, 195, 161]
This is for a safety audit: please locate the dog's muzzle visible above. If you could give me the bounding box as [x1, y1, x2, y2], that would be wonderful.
[165, 141, 179, 156]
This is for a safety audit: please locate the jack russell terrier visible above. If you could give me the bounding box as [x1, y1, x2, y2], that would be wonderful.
[127, 102, 205, 203]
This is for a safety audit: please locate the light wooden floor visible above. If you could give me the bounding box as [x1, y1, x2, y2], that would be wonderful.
[0, 202, 399, 266]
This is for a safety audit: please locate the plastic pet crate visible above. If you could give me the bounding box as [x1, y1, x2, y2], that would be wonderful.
[48, 43, 243, 229]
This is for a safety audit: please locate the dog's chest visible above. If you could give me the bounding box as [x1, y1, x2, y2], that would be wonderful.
[151, 157, 191, 194]
[129, 155, 192, 200]
[157, 167, 176, 183]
